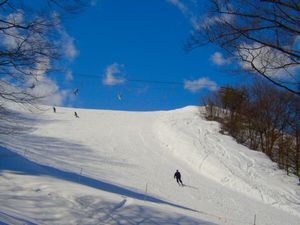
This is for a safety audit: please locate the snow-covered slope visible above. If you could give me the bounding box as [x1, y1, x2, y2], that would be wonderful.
[0, 105, 299, 225]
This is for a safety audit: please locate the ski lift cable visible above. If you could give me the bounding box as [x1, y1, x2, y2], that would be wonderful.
[52, 72, 217, 87]
[128, 78, 183, 86]
[71, 72, 184, 85]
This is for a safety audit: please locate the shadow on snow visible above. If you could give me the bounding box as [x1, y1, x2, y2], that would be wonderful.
[0, 109, 217, 224]
[0, 147, 200, 213]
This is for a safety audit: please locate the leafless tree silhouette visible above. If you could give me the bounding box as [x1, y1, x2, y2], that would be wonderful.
[188, 0, 300, 95]
[0, 0, 86, 133]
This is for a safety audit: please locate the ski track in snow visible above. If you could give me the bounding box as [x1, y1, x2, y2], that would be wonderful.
[0, 105, 299, 225]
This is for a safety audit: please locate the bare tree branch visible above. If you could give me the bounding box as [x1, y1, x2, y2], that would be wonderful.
[188, 0, 300, 95]
[0, 0, 85, 134]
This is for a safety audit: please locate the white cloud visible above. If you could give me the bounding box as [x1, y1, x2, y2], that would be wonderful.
[25, 74, 64, 106]
[166, 0, 199, 28]
[203, 13, 234, 28]
[35, 57, 51, 78]
[13, 72, 64, 106]
[167, 1, 234, 29]
[2, 11, 24, 49]
[53, 16, 79, 61]
[24, 58, 71, 106]
[61, 31, 78, 61]
[211, 52, 231, 65]
[184, 77, 217, 92]
[7, 10, 24, 24]
[103, 63, 126, 86]
[31, 79, 63, 105]
[166, 0, 189, 14]
[2, 30, 18, 49]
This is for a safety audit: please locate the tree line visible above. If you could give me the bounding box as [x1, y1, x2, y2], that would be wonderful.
[203, 79, 300, 176]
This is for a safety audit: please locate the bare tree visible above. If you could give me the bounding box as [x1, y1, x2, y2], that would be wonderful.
[187, 0, 300, 95]
[288, 95, 300, 175]
[202, 91, 222, 120]
[0, 0, 86, 133]
[0, 0, 85, 105]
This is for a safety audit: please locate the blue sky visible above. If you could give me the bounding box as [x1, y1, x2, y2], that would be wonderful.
[51, 0, 249, 111]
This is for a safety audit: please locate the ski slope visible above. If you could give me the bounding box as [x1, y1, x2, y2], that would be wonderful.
[0, 105, 299, 225]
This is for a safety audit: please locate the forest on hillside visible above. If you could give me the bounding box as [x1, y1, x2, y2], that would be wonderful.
[203, 79, 300, 176]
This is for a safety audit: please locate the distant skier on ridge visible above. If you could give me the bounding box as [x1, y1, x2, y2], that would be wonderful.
[174, 170, 183, 186]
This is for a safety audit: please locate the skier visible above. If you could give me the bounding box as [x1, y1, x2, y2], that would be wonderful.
[74, 111, 79, 118]
[53, 106, 56, 113]
[174, 170, 183, 186]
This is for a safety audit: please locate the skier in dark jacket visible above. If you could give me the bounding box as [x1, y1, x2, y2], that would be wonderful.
[174, 170, 183, 186]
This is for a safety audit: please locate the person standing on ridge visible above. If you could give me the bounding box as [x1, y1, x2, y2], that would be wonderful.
[174, 170, 183, 186]
[74, 111, 79, 118]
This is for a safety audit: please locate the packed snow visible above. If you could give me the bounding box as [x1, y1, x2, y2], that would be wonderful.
[0, 105, 299, 225]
